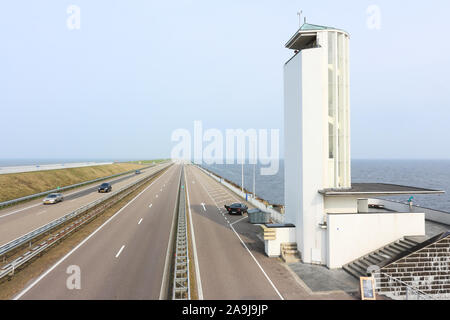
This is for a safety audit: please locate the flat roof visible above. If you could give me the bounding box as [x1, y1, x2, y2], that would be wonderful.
[319, 183, 445, 197]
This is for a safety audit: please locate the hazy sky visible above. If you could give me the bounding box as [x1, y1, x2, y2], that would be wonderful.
[1, 0, 449, 160]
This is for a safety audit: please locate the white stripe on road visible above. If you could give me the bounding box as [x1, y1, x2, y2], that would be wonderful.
[115, 245, 125, 258]
[0, 169, 157, 219]
[13, 165, 173, 300]
[149, 204, 152, 208]
[184, 167, 204, 300]
[138, 218, 143, 225]
[193, 166, 284, 300]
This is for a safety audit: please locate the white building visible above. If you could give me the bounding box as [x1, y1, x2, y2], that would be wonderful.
[279, 23, 444, 268]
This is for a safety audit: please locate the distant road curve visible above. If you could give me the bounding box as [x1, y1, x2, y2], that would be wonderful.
[0, 162, 114, 175]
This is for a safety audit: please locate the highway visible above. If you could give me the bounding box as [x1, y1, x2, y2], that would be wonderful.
[185, 165, 284, 300]
[0, 163, 169, 247]
[15, 164, 181, 299]
[11, 163, 317, 300]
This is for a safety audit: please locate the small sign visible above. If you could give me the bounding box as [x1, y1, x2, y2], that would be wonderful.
[360, 276, 376, 300]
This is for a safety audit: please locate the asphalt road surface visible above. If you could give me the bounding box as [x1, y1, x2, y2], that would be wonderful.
[15, 164, 181, 299]
[0, 163, 170, 247]
[185, 165, 283, 300]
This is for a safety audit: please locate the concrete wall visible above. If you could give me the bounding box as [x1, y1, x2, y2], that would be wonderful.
[265, 227, 296, 257]
[195, 165, 285, 223]
[324, 196, 359, 213]
[327, 212, 425, 268]
[284, 46, 327, 264]
[370, 198, 450, 226]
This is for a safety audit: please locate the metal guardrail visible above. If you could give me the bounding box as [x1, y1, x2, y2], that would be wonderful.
[0, 163, 172, 280]
[172, 166, 190, 300]
[374, 272, 437, 300]
[0, 163, 162, 209]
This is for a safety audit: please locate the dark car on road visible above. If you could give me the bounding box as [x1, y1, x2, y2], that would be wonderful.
[224, 203, 248, 215]
[98, 182, 112, 193]
[135, 170, 141, 174]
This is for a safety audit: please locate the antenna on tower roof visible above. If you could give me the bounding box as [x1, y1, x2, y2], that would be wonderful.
[297, 10, 302, 28]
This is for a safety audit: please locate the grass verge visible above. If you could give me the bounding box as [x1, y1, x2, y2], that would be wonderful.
[0, 163, 147, 203]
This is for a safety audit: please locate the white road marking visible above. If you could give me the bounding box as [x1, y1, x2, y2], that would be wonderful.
[13, 165, 173, 300]
[0, 204, 41, 218]
[193, 166, 284, 300]
[185, 168, 204, 300]
[0, 168, 159, 219]
[138, 218, 143, 225]
[115, 245, 125, 258]
[149, 204, 152, 208]
[201, 202, 206, 211]
[156, 194, 158, 198]
[230, 216, 248, 226]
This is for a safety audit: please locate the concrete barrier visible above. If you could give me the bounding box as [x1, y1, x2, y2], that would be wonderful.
[195, 165, 285, 223]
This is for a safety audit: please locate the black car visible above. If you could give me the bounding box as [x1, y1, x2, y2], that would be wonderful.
[224, 203, 248, 215]
[98, 182, 112, 193]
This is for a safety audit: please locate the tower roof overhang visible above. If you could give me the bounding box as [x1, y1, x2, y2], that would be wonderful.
[285, 23, 350, 50]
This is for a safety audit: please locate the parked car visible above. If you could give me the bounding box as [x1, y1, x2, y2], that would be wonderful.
[43, 193, 64, 204]
[98, 182, 112, 193]
[135, 170, 141, 174]
[224, 203, 248, 215]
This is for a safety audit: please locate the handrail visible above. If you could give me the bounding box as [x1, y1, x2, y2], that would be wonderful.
[374, 272, 437, 300]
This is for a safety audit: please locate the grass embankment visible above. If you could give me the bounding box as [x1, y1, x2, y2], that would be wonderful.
[0, 163, 146, 202]
[127, 159, 168, 164]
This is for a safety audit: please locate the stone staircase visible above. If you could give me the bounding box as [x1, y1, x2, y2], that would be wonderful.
[281, 242, 301, 263]
[343, 236, 427, 278]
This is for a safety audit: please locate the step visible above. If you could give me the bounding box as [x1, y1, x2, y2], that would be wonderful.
[363, 255, 381, 265]
[342, 265, 362, 279]
[399, 239, 417, 248]
[345, 263, 366, 278]
[380, 247, 400, 257]
[353, 259, 371, 271]
[282, 249, 299, 255]
[391, 241, 410, 251]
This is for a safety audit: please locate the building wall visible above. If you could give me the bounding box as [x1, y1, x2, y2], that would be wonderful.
[376, 235, 450, 300]
[327, 212, 426, 268]
[284, 47, 327, 264]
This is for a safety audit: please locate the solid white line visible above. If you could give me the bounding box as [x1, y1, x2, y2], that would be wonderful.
[0, 204, 41, 218]
[230, 216, 248, 226]
[185, 166, 204, 300]
[13, 165, 173, 300]
[194, 166, 284, 300]
[138, 218, 143, 225]
[115, 245, 125, 258]
[229, 223, 284, 300]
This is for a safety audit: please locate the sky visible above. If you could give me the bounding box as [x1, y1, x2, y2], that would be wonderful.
[0, 0, 449, 160]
